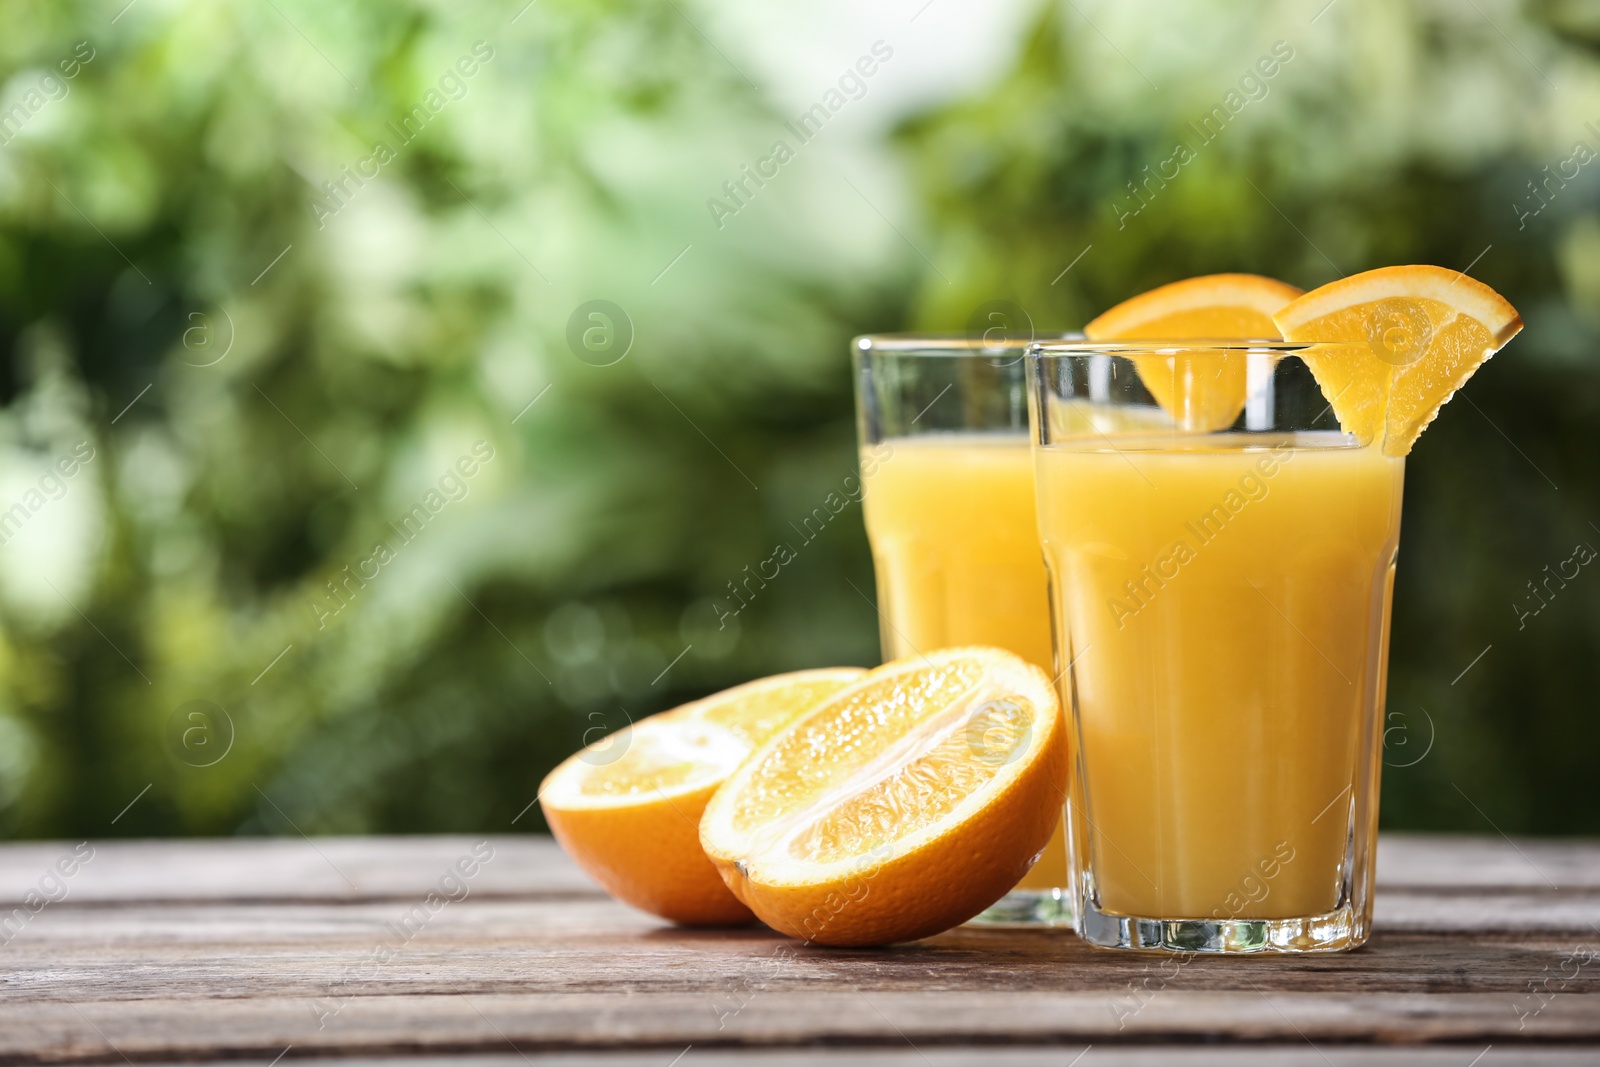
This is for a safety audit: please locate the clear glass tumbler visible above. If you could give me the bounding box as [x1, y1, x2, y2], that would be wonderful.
[1027, 340, 1402, 952]
[854, 333, 1070, 925]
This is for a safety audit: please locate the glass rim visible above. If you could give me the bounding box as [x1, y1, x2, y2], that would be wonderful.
[1029, 339, 1371, 355]
[854, 331, 1085, 354]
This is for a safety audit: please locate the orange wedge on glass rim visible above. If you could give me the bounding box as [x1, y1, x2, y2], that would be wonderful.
[1083, 273, 1304, 431]
[699, 647, 1067, 947]
[539, 668, 864, 926]
[1273, 265, 1523, 456]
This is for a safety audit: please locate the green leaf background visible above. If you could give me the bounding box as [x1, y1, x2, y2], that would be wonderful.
[0, 0, 1594, 838]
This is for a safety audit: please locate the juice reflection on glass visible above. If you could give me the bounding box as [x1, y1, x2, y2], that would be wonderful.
[1036, 435, 1401, 917]
[860, 434, 1063, 891]
[853, 336, 1070, 918]
[1029, 343, 1399, 952]
[862, 435, 1054, 671]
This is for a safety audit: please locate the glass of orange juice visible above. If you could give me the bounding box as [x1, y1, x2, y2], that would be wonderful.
[1027, 340, 1401, 952]
[853, 333, 1071, 926]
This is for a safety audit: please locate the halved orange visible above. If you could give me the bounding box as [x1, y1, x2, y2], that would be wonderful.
[539, 668, 864, 926]
[700, 648, 1067, 947]
[1273, 265, 1523, 456]
[1084, 273, 1303, 431]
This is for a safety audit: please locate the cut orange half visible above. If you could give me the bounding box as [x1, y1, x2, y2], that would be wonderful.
[1084, 273, 1304, 432]
[700, 648, 1067, 947]
[1273, 265, 1523, 456]
[539, 668, 865, 926]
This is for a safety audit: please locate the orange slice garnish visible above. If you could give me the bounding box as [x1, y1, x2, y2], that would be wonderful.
[539, 668, 864, 926]
[1084, 273, 1304, 432]
[1273, 265, 1523, 456]
[699, 648, 1067, 946]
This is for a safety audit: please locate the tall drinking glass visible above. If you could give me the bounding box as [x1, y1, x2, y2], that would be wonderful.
[1027, 341, 1401, 952]
[854, 334, 1070, 925]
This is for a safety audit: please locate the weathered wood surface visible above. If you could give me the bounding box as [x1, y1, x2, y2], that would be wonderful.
[0, 835, 1596, 1065]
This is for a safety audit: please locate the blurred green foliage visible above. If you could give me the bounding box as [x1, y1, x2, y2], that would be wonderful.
[0, 0, 1594, 840]
[899, 0, 1600, 835]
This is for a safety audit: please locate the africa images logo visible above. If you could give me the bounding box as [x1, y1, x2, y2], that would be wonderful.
[1109, 41, 1295, 229]
[705, 41, 894, 230]
[309, 42, 496, 229]
[308, 442, 495, 629]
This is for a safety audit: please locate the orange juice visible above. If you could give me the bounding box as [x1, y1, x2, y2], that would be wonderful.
[861, 433, 1065, 888]
[1034, 432, 1402, 919]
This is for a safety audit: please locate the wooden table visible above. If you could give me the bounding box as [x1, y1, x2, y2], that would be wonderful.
[1, 834, 1597, 1065]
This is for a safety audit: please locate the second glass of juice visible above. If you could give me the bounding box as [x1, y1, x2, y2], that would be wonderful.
[1028, 340, 1402, 952]
[854, 334, 1069, 925]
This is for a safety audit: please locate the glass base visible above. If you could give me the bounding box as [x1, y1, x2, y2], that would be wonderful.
[967, 887, 1075, 927]
[1077, 897, 1368, 953]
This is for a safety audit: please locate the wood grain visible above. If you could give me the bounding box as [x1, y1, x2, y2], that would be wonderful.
[0, 834, 1595, 1065]
[0, 836, 597, 904]
[100, 1054, 1600, 1067]
[2, 833, 1595, 900]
